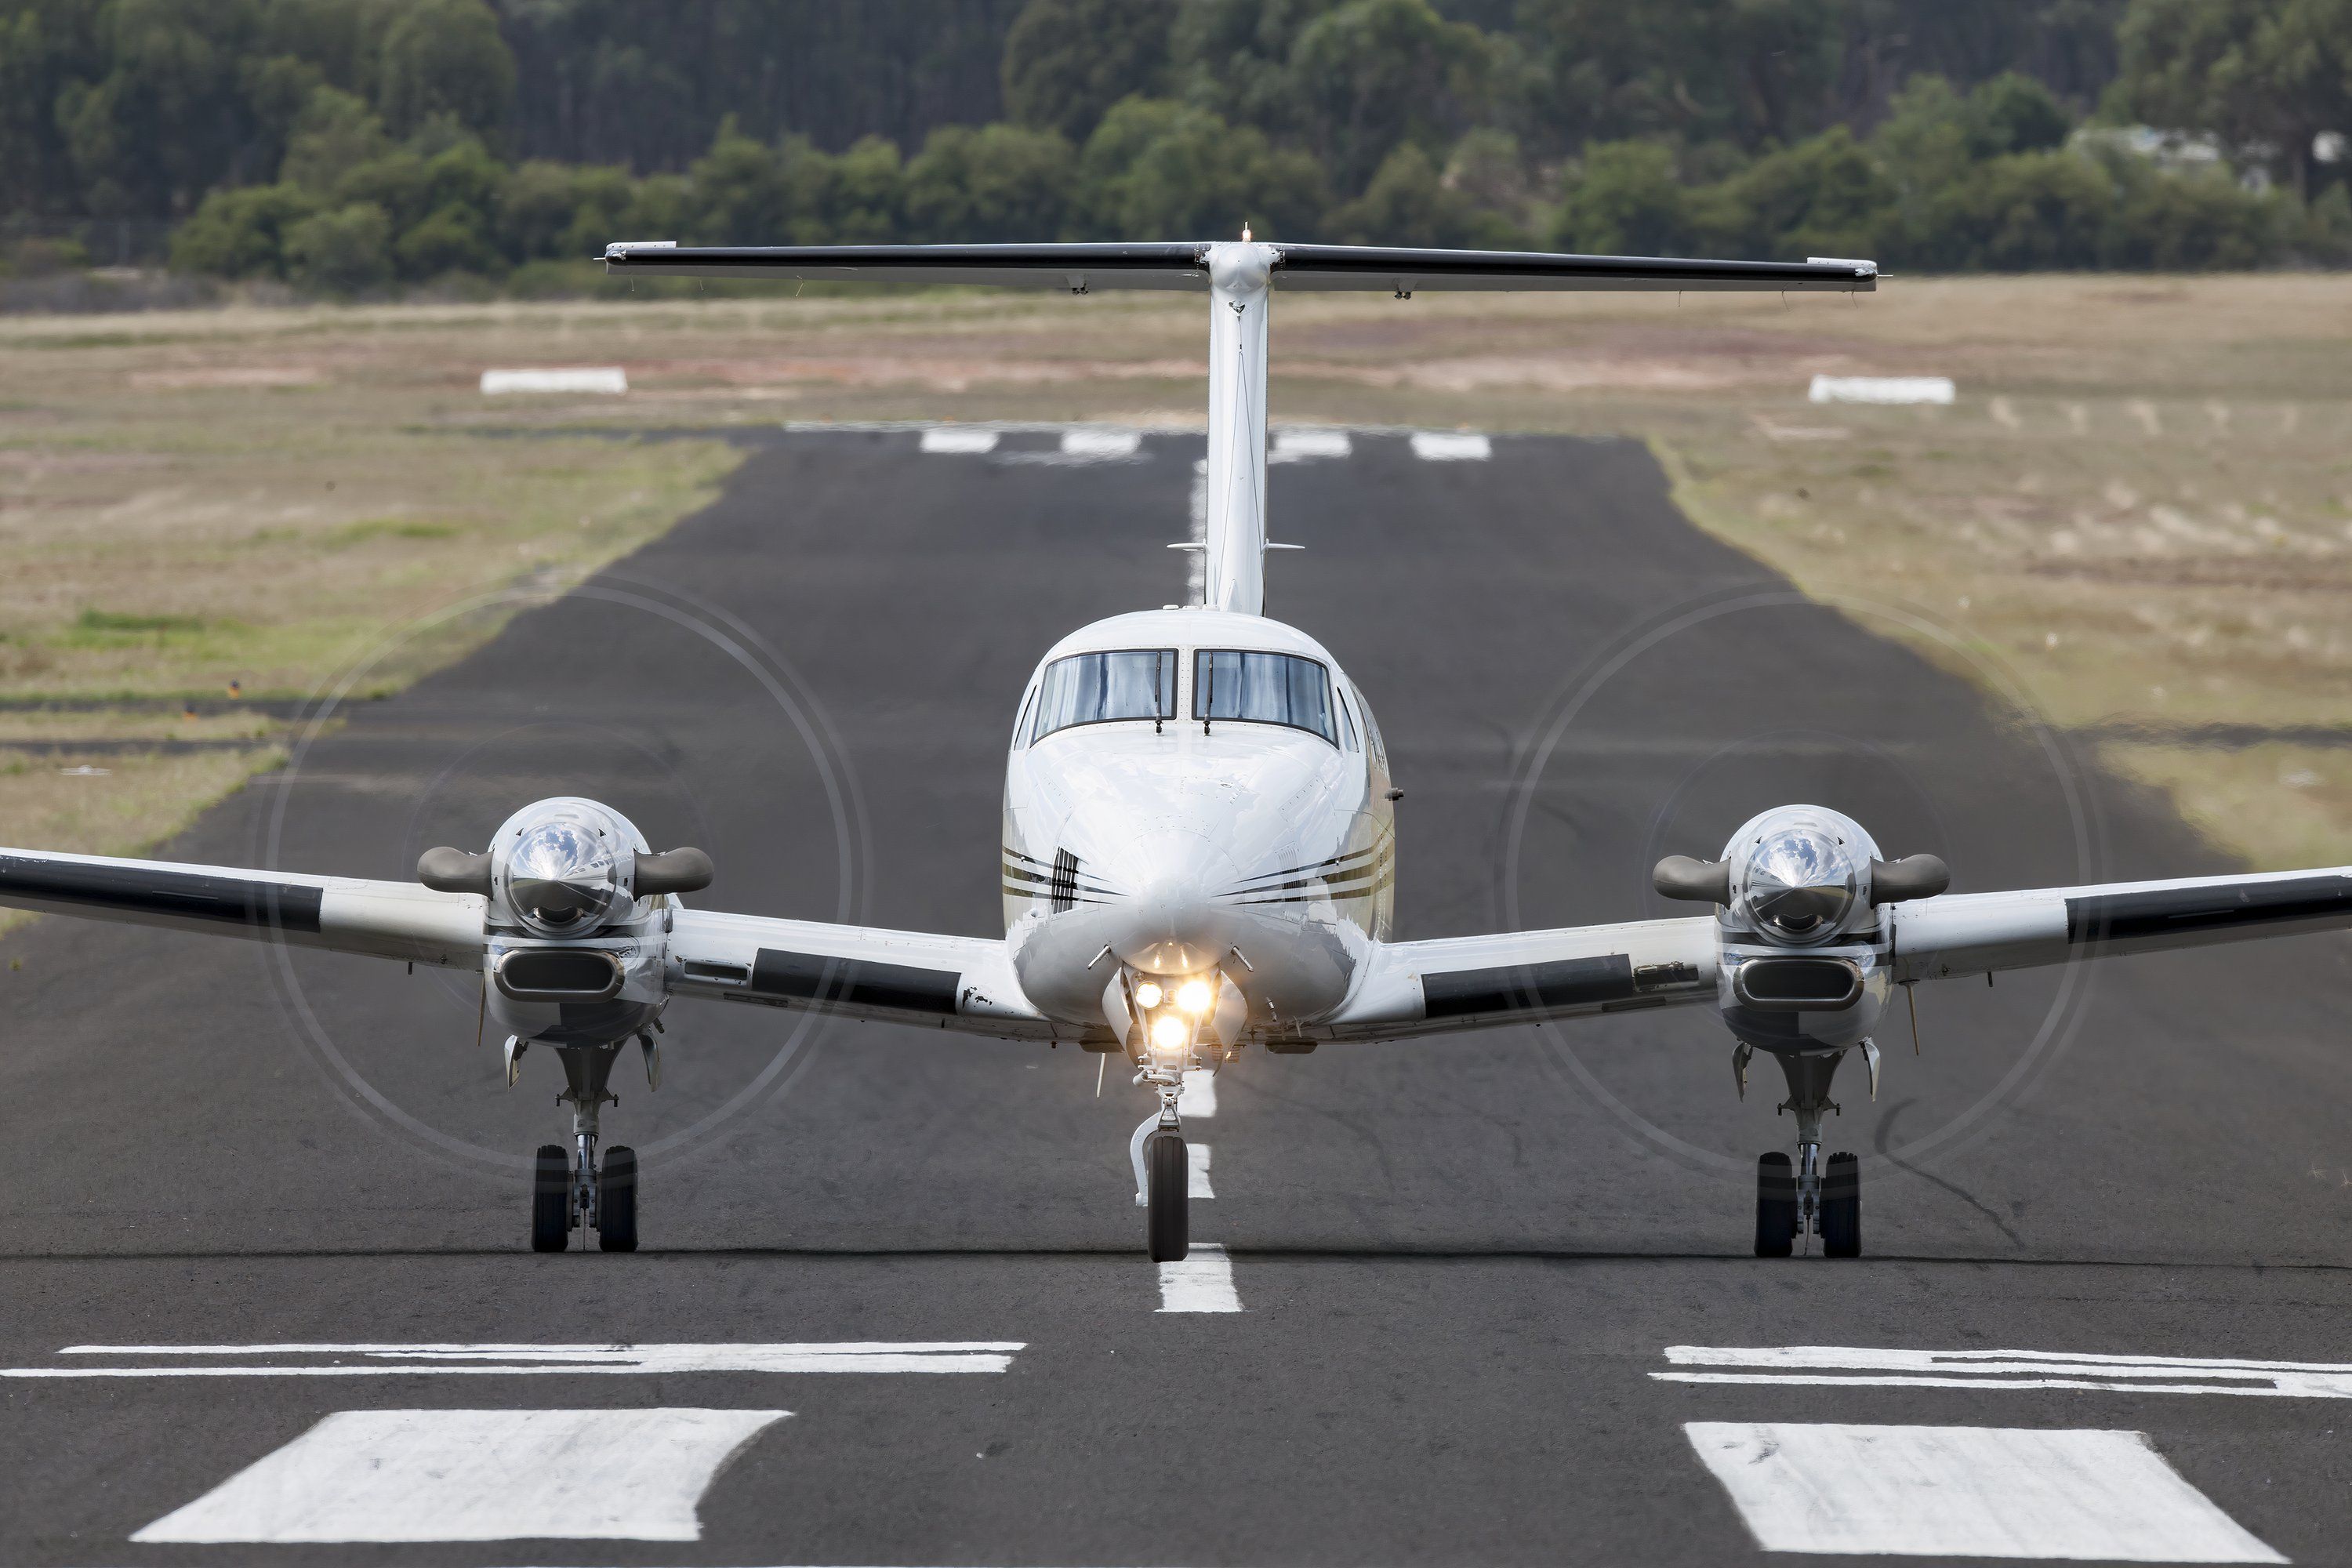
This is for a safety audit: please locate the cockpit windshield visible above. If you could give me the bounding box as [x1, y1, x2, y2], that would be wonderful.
[1195, 649, 1336, 745]
[1031, 649, 1176, 742]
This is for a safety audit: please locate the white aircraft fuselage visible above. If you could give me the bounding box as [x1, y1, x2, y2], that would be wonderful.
[1003, 607, 1394, 1047]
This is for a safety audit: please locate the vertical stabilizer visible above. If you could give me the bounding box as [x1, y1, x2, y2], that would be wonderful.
[1202, 241, 1276, 616]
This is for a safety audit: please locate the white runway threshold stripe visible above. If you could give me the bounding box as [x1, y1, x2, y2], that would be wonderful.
[1807, 373, 1955, 405]
[10, 1341, 1020, 1378]
[1061, 427, 1142, 458]
[1409, 430, 1490, 461]
[1159, 1243, 1242, 1312]
[1272, 427, 1352, 460]
[919, 426, 1000, 454]
[1659, 1344, 2352, 1399]
[1686, 1422, 2283, 1563]
[1178, 1067, 1218, 1117]
[133, 1407, 787, 1543]
[1189, 1142, 1214, 1198]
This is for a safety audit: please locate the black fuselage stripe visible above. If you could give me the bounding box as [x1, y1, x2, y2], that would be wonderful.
[2066, 877, 2352, 943]
[1421, 955, 1635, 1018]
[750, 948, 960, 1014]
[0, 855, 324, 934]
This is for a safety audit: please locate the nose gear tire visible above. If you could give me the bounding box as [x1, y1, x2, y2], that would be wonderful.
[1146, 1131, 1189, 1262]
[597, 1145, 638, 1253]
[531, 1143, 571, 1253]
[1820, 1150, 1860, 1257]
[1754, 1151, 1796, 1257]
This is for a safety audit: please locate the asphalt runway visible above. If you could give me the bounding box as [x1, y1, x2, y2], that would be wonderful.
[3, 425, 2350, 1566]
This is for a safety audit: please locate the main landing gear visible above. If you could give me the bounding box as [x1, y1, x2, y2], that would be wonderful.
[1129, 1070, 1189, 1262]
[1751, 1046, 1861, 1258]
[525, 1041, 638, 1253]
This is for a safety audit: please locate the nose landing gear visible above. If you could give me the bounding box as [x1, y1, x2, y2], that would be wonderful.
[1129, 1070, 1190, 1262]
[1752, 1047, 1861, 1258]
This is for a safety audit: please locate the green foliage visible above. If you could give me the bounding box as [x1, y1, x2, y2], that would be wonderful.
[2112, 0, 2352, 196]
[1002, 0, 1174, 141]
[903, 122, 1076, 241]
[283, 198, 389, 291]
[0, 0, 2338, 287]
[1079, 96, 1326, 238]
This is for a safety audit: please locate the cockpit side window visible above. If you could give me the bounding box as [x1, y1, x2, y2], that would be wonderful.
[1336, 688, 1361, 752]
[1030, 649, 1177, 742]
[1193, 649, 1337, 746]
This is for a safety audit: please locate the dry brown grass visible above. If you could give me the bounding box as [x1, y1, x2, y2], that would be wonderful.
[2, 274, 2345, 873]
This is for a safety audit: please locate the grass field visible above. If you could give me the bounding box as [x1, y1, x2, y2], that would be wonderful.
[1, 273, 2345, 884]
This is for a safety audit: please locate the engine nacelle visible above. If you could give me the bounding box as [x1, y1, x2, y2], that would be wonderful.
[418, 797, 713, 1047]
[1654, 804, 1949, 1054]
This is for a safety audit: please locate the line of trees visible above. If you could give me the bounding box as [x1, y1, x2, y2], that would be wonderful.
[2, 0, 2346, 292]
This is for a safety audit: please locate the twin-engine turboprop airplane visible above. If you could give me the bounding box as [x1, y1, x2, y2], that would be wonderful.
[3, 240, 2348, 1261]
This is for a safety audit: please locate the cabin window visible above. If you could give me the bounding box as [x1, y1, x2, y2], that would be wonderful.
[1193, 649, 1337, 745]
[1030, 649, 1177, 742]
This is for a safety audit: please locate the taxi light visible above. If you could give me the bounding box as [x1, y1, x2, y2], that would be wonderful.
[1175, 977, 1216, 1015]
[1133, 980, 1164, 1010]
[1149, 1014, 1190, 1053]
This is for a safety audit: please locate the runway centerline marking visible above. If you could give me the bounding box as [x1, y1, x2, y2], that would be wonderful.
[919, 426, 999, 454]
[134, 1407, 786, 1544]
[1658, 1344, 2352, 1399]
[1178, 1068, 1217, 1116]
[1409, 430, 1490, 461]
[1686, 1422, 2283, 1562]
[9, 1341, 1020, 1379]
[1158, 1243, 1241, 1312]
[1188, 1142, 1214, 1198]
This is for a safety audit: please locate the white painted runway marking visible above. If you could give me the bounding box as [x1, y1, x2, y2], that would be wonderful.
[1658, 1344, 2352, 1399]
[1409, 430, 1490, 461]
[1177, 1068, 1218, 1117]
[1188, 1142, 1214, 1198]
[1061, 427, 1142, 458]
[1272, 427, 1352, 461]
[1686, 1422, 2282, 1563]
[1808, 374, 1955, 405]
[920, 426, 999, 454]
[480, 368, 627, 395]
[11, 1341, 1018, 1379]
[1158, 1243, 1242, 1312]
[134, 1407, 786, 1543]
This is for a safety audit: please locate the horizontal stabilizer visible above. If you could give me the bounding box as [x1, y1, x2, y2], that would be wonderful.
[600, 241, 1875, 294]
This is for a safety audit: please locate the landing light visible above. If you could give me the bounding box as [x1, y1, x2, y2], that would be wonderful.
[1133, 980, 1164, 1010]
[1175, 977, 1216, 1015]
[1149, 1014, 1190, 1053]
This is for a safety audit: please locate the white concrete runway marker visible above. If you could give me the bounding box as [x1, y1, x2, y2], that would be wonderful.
[920, 426, 999, 454]
[1410, 430, 1490, 461]
[133, 1407, 786, 1543]
[479, 368, 627, 395]
[1159, 1243, 1242, 1312]
[1062, 427, 1142, 459]
[1189, 1142, 1214, 1198]
[1686, 1422, 2282, 1563]
[1272, 428, 1352, 461]
[1808, 374, 1955, 405]
[1177, 1067, 1218, 1117]
[1657, 1344, 2352, 1399]
[15, 1341, 1018, 1379]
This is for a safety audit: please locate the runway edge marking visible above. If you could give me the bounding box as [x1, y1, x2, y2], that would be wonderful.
[1658, 1345, 2352, 1399]
[9, 1342, 1021, 1379]
[1159, 1243, 1242, 1312]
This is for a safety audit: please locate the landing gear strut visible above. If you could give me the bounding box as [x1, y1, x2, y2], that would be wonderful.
[1753, 1047, 1861, 1258]
[525, 1042, 638, 1253]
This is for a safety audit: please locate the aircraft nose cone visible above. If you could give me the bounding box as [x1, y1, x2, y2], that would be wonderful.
[1107, 832, 1237, 974]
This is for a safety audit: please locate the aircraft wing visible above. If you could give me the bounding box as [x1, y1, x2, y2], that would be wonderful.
[664, 906, 1054, 1040]
[599, 241, 1873, 295]
[1327, 865, 2352, 1041]
[0, 845, 1055, 1040]
[0, 846, 484, 967]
